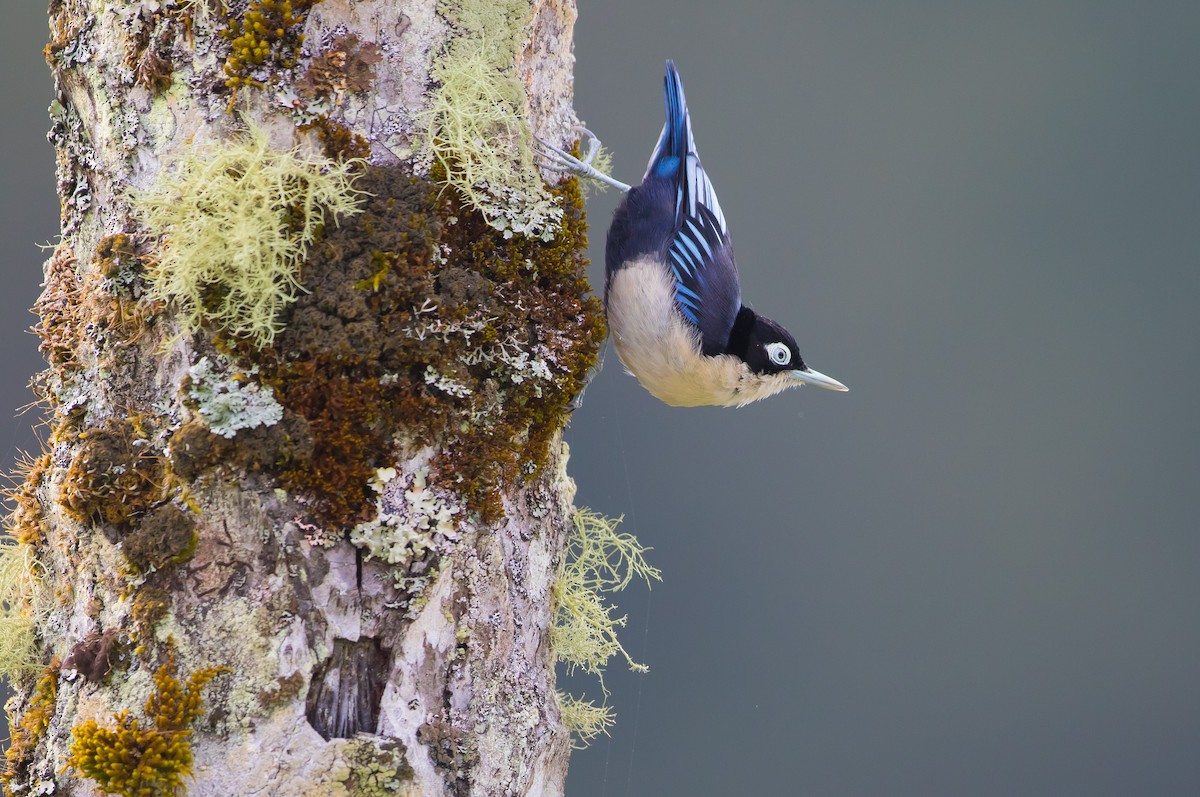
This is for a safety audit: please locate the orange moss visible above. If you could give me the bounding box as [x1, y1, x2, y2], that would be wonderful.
[294, 33, 382, 103]
[122, 504, 198, 574]
[4, 450, 51, 546]
[67, 653, 228, 797]
[1, 665, 58, 796]
[222, 162, 604, 530]
[274, 364, 388, 528]
[34, 245, 83, 373]
[299, 116, 372, 162]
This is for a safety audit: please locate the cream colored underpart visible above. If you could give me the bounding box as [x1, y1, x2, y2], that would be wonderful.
[606, 257, 798, 407]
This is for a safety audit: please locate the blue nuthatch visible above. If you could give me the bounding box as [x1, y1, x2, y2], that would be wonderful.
[542, 61, 847, 406]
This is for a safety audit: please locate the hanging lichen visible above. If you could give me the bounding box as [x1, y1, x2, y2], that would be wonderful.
[552, 508, 661, 746]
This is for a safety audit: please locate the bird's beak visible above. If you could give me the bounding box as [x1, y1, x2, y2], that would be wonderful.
[790, 367, 848, 392]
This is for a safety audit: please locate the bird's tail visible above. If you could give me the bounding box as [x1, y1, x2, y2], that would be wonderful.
[645, 60, 695, 180]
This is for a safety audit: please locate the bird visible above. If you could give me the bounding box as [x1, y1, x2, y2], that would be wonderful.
[541, 61, 847, 407]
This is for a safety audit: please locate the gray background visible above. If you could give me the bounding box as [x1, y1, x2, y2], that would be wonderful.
[4, 2, 1200, 795]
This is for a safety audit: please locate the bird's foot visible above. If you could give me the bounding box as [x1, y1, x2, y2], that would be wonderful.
[535, 126, 631, 193]
[565, 344, 607, 413]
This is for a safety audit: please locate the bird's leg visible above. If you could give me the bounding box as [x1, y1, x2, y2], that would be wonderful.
[536, 126, 631, 193]
[566, 343, 607, 413]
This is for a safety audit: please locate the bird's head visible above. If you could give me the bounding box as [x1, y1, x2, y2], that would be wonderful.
[729, 309, 848, 401]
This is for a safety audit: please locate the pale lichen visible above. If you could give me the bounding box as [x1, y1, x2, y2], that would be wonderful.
[349, 467, 463, 588]
[552, 508, 661, 746]
[0, 538, 43, 682]
[556, 691, 614, 749]
[315, 737, 416, 797]
[426, 0, 563, 240]
[185, 357, 283, 439]
[131, 123, 365, 346]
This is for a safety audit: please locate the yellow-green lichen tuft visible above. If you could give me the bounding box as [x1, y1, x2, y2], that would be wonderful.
[552, 509, 660, 746]
[132, 123, 364, 347]
[427, 0, 562, 240]
[0, 538, 43, 682]
[556, 691, 614, 750]
[67, 653, 228, 797]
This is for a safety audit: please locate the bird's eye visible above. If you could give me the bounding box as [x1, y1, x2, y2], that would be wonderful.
[766, 342, 791, 366]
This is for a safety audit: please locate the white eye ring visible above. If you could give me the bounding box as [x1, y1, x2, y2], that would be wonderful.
[766, 342, 791, 366]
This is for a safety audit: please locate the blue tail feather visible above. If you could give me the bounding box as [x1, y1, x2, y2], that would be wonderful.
[646, 60, 691, 180]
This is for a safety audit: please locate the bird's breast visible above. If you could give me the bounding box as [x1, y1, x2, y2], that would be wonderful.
[606, 257, 748, 407]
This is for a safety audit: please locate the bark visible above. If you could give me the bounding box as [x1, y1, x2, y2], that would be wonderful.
[4, 0, 597, 795]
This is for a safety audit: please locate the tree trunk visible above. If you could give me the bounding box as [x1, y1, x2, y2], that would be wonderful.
[4, 0, 600, 794]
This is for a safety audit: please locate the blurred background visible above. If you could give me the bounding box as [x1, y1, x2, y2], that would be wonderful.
[5, 2, 1200, 795]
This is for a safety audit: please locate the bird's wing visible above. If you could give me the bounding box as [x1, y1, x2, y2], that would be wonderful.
[649, 62, 742, 355]
[667, 199, 741, 356]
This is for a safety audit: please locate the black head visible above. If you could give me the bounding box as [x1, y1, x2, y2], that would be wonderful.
[727, 306, 805, 375]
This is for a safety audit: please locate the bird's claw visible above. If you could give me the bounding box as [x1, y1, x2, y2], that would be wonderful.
[535, 127, 631, 192]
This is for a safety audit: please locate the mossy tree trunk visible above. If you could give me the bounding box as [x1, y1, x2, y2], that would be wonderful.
[4, 1, 600, 795]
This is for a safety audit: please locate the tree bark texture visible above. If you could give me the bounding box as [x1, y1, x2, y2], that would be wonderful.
[4, 0, 599, 795]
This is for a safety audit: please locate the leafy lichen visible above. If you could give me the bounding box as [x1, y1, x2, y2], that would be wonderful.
[132, 123, 364, 347]
[349, 467, 462, 585]
[185, 356, 283, 439]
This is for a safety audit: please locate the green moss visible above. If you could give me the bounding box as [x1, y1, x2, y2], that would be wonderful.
[132, 122, 364, 347]
[221, 0, 322, 98]
[60, 419, 165, 528]
[233, 161, 601, 532]
[244, 164, 444, 530]
[552, 509, 661, 746]
[67, 653, 228, 797]
[130, 587, 171, 646]
[431, 168, 604, 518]
[122, 504, 198, 575]
[1, 666, 58, 796]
